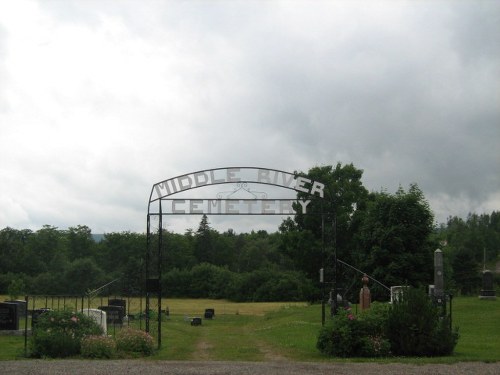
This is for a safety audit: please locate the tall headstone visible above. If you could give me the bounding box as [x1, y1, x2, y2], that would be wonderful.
[359, 274, 371, 311]
[434, 249, 444, 304]
[479, 270, 496, 300]
[0, 302, 18, 330]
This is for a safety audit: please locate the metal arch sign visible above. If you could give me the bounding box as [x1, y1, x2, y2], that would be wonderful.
[145, 167, 330, 347]
[148, 167, 326, 216]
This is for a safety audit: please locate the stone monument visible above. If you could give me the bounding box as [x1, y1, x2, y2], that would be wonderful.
[359, 274, 371, 311]
[0, 302, 18, 330]
[82, 308, 107, 335]
[434, 249, 445, 305]
[479, 270, 496, 300]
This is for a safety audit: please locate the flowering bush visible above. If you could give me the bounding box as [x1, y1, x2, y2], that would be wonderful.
[317, 304, 390, 357]
[81, 335, 116, 359]
[30, 310, 103, 358]
[115, 328, 155, 356]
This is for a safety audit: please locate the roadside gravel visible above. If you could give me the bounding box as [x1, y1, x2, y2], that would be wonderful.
[1, 360, 499, 375]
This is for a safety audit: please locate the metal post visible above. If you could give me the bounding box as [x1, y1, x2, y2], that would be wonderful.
[146, 213, 151, 334]
[158, 201, 163, 349]
[321, 212, 325, 326]
[332, 213, 338, 316]
[24, 295, 28, 357]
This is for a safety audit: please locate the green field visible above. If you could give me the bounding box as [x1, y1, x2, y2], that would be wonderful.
[0, 297, 498, 362]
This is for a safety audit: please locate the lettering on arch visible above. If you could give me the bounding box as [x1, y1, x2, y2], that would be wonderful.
[150, 167, 325, 202]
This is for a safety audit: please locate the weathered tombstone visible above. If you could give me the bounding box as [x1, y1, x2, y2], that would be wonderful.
[108, 299, 126, 320]
[191, 317, 202, 326]
[479, 270, 496, 300]
[82, 308, 107, 335]
[0, 302, 18, 330]
[204, 308, 215, 319]
[98, 305, 124, 325]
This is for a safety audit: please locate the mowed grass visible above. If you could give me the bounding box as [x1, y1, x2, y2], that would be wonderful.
[0, 296, 498, 362]
[452, 297, 500, 362]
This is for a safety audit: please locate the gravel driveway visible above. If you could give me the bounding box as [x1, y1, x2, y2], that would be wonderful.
[2, 360, 499, 375]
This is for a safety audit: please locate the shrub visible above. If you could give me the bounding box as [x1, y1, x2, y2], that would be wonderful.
[115, 328, 155, 356]
[81, 335, 116, 358]
[386, 287, 459, 356]
[30, 310, 103, 358]
[317, 304, 391, 358]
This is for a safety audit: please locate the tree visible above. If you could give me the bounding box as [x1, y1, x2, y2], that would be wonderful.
[0, 227, 32, 278]
[194, 215, 216, 264]
[67, 225, 95, 260]
[63, 258, 105, 295]
[281, 163, 369, 289]
[356, 184, 435, 299]
[22, 225, 65, 276]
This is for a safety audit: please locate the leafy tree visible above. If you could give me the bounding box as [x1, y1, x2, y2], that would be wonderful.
[67, 225, 95, 260]
[0, 227, 32, 276]
[95, 232, 145, 294]
[22, 225, 66, 276]
[281, 163, 369, 299]
[63, 258, 105, 295]
[356, 184, 435, 299]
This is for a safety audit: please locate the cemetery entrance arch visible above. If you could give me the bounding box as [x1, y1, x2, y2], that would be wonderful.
[146, 167, 334, 348]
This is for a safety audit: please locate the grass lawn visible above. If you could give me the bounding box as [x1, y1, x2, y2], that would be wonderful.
[0, 296, 498, 362]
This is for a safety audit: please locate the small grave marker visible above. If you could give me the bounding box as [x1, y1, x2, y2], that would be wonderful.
[191, 317, 202, 326]
[204, 308, 215, 319]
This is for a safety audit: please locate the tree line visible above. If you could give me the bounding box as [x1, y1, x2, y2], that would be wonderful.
[1, 163, 498, 301]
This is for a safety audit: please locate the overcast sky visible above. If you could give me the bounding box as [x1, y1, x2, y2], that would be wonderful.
[0, 0, 499, 234]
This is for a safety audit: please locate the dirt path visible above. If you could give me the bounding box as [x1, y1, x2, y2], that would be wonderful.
[1, 360, 499, 375]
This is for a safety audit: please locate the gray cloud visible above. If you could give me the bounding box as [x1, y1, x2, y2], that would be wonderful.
[0, 0, 498, 233]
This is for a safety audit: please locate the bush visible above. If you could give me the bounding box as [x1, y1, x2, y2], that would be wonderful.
[115, 328, 155, 356]
[81, 335, 116, 358]
[316, 305, 391, 357]
[386, 287, 459, 356]
[30, 310, 103, 358]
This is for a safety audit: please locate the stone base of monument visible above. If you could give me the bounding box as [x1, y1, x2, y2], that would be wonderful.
[0, 329, 31, 336]
[479, 290, 497, 300]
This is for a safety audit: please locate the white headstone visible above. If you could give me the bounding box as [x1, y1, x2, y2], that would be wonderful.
[390, 286, 409, 303]
[82, 308, 107, 335]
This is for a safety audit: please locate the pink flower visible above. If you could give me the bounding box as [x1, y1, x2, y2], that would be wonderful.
[348, 314, 355, 320]
[71, 316, 79, 323]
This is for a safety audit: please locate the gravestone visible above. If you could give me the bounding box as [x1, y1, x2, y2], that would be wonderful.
[434, 249, 444, 302]
[98, 305, 124, 325]
[204, 308, 215, 319]
[390, 286, 409, 303]
[479, 270, 496, 300]
[191, 317, 202, 326]
[0, 302, 18, 330]
[359, 274, 371, 311]
[108, 299, 126, 320]
[4, 300, 27, 317]
[82, 308, 107, 335]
